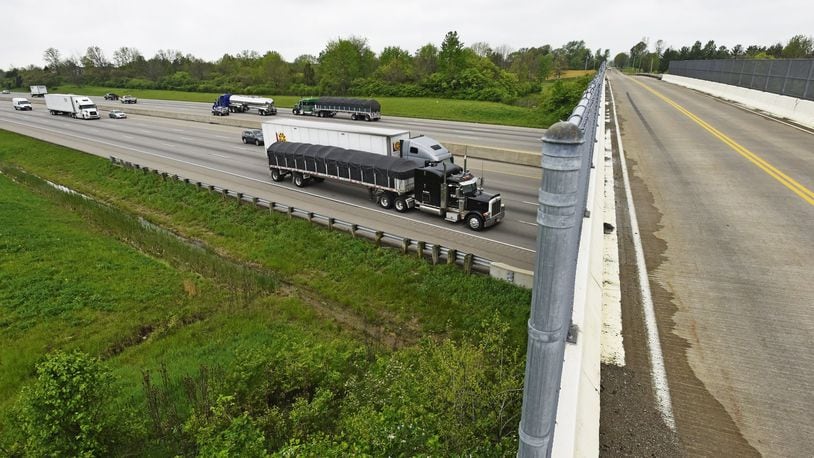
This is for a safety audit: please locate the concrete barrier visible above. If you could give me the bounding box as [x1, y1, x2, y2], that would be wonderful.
[661, 74, 814, 128]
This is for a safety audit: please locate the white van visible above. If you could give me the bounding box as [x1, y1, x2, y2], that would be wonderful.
[12, 98, 33, 111]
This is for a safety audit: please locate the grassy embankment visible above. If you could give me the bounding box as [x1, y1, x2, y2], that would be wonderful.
[0, 130, 531, 455]
[51, 72, 594, 128]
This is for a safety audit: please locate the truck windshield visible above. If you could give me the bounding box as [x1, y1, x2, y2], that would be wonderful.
[79, 104, 97, 110]
[459, 178, 478, 195]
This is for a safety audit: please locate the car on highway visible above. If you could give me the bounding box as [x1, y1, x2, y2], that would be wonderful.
[242, 129, 264, 145]
[1, 89, 9, 94]
[121, 95, 137, 104]
[108, 109, 127, 119]
[104, 93, 120, 100]
[211, 105, 229, 116]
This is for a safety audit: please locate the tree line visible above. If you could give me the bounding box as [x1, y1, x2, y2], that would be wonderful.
[613, 34, 814, 74]
[1, 32, 608, 104]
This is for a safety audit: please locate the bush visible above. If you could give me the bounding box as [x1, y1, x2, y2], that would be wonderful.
[16, 350, 118, 457]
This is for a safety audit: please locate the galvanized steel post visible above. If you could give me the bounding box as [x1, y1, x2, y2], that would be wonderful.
[518, 121, 585, 457]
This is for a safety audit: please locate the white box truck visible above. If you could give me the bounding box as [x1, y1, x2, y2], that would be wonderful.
[45, 94, 100, 119]
[261, 118, 453, 167]
[30, 85, 47, 97]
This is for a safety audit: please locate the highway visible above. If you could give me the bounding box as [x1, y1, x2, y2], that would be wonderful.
[608, 69, 814, 456]
[0, 99, 544, 271]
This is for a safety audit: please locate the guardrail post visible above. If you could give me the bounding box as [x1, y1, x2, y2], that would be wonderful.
[252, 197, 259, 207]
[307, 212, 314, 223]
[431, 245, 440, 265]
[196, 181, 202, 189]
[208, 185, 215, 193]
[447, 248, 457, 265]
[328, 217, 334, 231]
[287, 206, 293, 219]
[142, 167, 149, 174]
[222, 189, 229, 199]
[375, 231, 383, 247]
[463, 253, 473, 275]
[416, 241, 425, 259]
[518, 120, 585, 457]
[237, 192, 243, 204]
[401, 238, 410, 254]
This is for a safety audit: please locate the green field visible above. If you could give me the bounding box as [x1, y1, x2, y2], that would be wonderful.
[0, 130, 531, 456]
[51, 83, 573, 128]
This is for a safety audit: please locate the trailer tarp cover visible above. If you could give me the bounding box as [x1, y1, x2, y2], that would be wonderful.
[315, 97, 381, 112]
[267, 142, 415, 184]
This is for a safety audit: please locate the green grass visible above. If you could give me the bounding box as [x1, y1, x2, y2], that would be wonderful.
[0, 130, 532, 454]
[52, 84, 556, 127]
[0, 129, 531, 396]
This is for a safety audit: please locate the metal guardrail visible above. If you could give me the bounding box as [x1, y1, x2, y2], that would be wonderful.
[109, 157, 491, 275]
[518, 62, 607, 457]
[668, 58, 814, 101]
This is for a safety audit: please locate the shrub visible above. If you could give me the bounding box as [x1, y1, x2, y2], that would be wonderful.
[16, 350, 117, 457]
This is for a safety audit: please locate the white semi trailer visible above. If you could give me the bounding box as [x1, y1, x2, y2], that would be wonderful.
[30, 85, 47, 97]
[261, 118, 454, 167]
[44, 94, 100, 119]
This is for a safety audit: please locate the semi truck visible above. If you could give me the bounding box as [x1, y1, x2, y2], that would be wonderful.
[30, 85, 47, 97]
[261, 119, 453, 168]
[213, 94, 277, 116]
[292, 97, 381, 121]
[44, 94, 100, 119]
[266, 141, 504, 231]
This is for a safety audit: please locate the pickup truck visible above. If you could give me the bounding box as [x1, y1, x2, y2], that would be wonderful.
[120, 95, 137, 104]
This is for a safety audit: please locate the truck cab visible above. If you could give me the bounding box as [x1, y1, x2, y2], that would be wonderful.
[292, 98, 317, 116]
[412, 166, 505, 231]
[72, 97, 100, 119]
[399, 135, 454, 168]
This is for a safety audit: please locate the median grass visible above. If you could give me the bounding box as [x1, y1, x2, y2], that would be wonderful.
[0, 130, 531, 455]
[51, 83, 588, 128]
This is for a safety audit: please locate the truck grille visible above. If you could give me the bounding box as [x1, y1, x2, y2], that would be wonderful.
[489, 197, 501, 216]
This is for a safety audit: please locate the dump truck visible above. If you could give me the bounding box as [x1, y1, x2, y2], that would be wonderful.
[266, 141, 504, 231]
[44, 94, 100, 119]
[292, 97, 381, 121]
[261, 118, 453, 168]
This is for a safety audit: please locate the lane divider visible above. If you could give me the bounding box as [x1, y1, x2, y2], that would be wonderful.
[631, 78, 814, 206]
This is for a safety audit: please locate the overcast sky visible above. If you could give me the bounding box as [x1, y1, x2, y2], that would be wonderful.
[2, 0, 811, 69]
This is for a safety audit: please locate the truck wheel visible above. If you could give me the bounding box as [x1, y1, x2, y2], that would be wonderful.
[351, 114, 357, 120]
[365, 115, 371, 121]
[465, 213, 484, 231]
[394, 197, 409, 213]
[293, 173, 307, 188]
[270, 168, 284, 182]
[255, 139, 261, 146]
[242, 137, 247, 143]
[379, 193, 394, 209]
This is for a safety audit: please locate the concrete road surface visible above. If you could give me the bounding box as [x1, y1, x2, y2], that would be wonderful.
[607, 69, 814, 456]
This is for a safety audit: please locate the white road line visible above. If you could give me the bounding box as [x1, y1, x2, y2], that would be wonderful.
[214, 135, 229, 139]
[1, 117, 534, 254]
[171, 128, 185, 132]
[609, 78, 675, 430]
[210, 153, 229, 158]
[180, 136, 193, 141]
[161, 142, 174, 147]
[122, 134, 134, 139]
[521, 200, 538, 206]
[517, 220, 537, 227]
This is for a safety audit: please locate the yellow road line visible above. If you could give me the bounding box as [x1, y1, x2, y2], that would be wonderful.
[631, 78, 814, 206]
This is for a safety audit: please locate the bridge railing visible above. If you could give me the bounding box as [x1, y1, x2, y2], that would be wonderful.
[519, 62, 607, 457]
